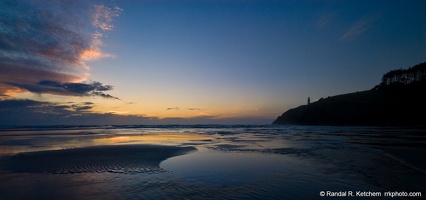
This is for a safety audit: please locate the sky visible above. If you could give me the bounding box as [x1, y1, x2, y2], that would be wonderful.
[1, 0, 426, 125]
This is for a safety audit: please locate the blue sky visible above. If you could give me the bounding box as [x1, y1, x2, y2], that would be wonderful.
[1, 0, 426, 125]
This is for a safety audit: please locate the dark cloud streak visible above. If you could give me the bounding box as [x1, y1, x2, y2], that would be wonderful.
[187, 108, 202, 111]
[5, 81, 119, 99]
[0, 99, 148, 125]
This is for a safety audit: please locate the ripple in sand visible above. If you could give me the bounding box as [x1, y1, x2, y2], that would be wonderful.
[206, 145, 315, 157]
[0, 144, 196, 174]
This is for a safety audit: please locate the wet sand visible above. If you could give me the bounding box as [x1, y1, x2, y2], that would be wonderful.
[0, 125, 425, 199]
[0, 144, 196, 174]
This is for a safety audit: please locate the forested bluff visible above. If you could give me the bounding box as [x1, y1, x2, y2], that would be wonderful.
[273, 62, 426, 126]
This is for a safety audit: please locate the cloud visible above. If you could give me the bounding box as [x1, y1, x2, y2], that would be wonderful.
[187, 108, 202, 111]
[0, 99, 153, 125]
[93, 5, 122, 31]
[0, 0, 121, 98]
[166, 107, 205, 111]
[0, 99, 87, 125]
[0, 99, 273, 126]
[5, 80, 119, 99]
[71, 105, 93, 112]
[166, 107, 180, 110]
[315, 12, 337, 29]
[340, 16, 377, 42]
[165, 107, 204, 111]
[0, 99, 116, 125]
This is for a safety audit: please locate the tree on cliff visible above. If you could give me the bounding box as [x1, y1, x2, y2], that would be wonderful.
[380, 62, 426, 86]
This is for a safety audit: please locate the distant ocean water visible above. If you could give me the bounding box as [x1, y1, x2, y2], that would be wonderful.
[0, 125, 425, 199]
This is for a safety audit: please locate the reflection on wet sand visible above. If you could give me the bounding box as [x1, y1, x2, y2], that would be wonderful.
[93, 133, 212, 146]
[0, 132, 211, 155]
[0, 144, 195, 174]
[0, 126, 425, 199]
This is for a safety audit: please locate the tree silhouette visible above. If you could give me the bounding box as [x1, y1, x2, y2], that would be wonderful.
[379, 62, 426, 88]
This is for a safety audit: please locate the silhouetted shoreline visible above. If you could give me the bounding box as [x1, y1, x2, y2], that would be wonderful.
[273, 62, 426, 126]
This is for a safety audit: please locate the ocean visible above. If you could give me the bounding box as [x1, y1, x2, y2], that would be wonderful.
[0, 125, 424, 199]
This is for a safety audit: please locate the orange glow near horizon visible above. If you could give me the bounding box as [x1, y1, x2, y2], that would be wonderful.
[94, 133, 211, 146]
[0, 90, 276, 122]
[85, 95, 277, 120]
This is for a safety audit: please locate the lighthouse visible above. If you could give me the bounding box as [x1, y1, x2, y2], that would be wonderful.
[307, 97, 310, 105]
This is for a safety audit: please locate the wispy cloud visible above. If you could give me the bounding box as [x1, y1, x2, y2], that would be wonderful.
[0, 0, 121, 98]
[340, 16, 377, 42]
[93, 5, 122, 31]
[166, 107, 180, 110]
[166, 107, 205, 111]
[315, 12, 337, 29]
[187, 108, 202, 111]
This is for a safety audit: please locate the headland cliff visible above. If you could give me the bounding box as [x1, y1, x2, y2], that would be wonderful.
[273, 62, 426, 126]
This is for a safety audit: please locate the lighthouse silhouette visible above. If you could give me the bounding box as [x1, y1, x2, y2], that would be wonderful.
[307, 97, 310, 105]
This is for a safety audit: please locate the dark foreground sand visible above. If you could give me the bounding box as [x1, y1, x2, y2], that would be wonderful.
[0, 144, 196, 174]
[0, 127, 424, 199]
